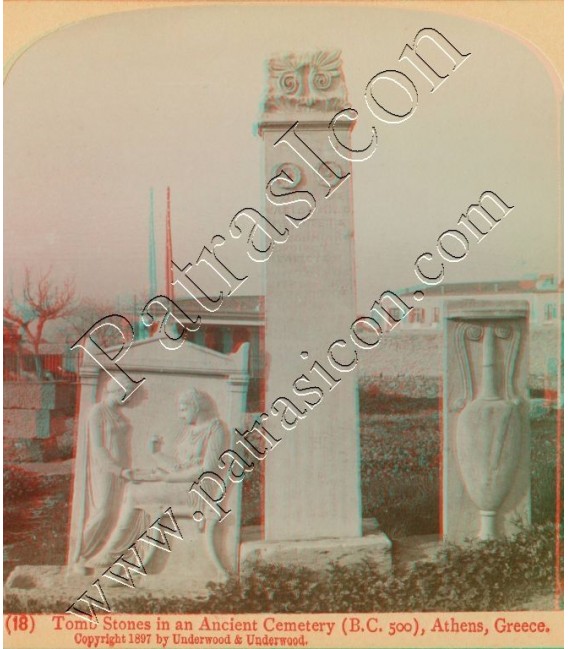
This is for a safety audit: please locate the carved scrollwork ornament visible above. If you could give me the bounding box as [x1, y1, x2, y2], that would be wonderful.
[452, 321, 474, 411]
[317, 161, 344, 188]
[465, 324, 483, 341]
[271, 163, 302, 189]
[495, 325, 511, 339]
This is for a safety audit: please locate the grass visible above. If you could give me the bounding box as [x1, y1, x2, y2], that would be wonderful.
[531, 411, 563, 525]
[360, 408, 440, 538]
[4, 467, 71, 581]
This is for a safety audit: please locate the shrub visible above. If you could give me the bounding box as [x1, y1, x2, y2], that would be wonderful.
[4, 465, 42, 502]
[5, 523, 560, 614]
[4, 466, 71, 577]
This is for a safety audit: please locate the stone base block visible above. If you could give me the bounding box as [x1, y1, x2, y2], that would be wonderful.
[5, 561, 216, 607]
[4, 438, 43, 463]
[5, 516, 234, 609]
[4, 383, 56, 410]
[50, 413, 73, 437]
[4, 409, 50, 439]
[240, 523, 392, 573]
[393, 534, 441, 571]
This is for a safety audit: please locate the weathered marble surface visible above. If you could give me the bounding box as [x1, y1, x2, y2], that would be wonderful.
[67, 334, 249, 591]
[240, 519, 391, 572]
[443, 300, 530, 542]
[260, 51, 362, 543]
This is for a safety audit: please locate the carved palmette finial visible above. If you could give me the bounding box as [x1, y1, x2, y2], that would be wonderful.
[263, 50, 348, 113]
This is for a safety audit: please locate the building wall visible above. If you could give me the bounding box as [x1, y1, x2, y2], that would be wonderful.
[357, 325, 562, 396]
[396, 291, 563, 331]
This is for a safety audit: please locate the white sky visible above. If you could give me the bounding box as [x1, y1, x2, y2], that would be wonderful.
[4, 4, 562, 312]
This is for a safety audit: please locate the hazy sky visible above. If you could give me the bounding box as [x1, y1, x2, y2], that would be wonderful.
[4, 4, 562, 312]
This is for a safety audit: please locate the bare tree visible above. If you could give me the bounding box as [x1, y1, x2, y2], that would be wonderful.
[63, 297, 131, 349]
[4, 268, 76, 361]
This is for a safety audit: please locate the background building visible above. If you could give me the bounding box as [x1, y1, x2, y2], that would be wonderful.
[176, 295, 265, 412]
[173, 275, 563, 409]
[396, 275, 563, 331]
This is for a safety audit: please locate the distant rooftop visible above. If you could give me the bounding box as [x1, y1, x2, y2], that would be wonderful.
[400, 275, 562, 297]
[175, 276, 562, 323]
[176, 295, 264, 323]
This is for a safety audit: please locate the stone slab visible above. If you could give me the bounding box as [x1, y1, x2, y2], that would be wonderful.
[49, 413, 73, 438]
[443, 300, 531, 542]
[240, 528, 392, 573]
[4, 382, 56, 410]
[68, 335, 249, 597]
[5, 438, 47, 463]
[3, 409, 50, 439]
[54, 383, 78, 413]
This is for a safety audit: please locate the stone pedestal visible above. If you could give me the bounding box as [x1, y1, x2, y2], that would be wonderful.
[4, 381, 57, 410]
[253, 51, 391, 572]
[4, 382, 56, 439]
[443, 300, 530, 542]
[3, 381, 76, 462]
[240, 519, 392, 573]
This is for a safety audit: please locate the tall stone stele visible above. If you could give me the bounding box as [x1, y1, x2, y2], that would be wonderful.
[241, 51, 391, 570]
[443, 300, 531, 542]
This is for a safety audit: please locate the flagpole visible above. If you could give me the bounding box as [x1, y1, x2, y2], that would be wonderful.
[148, 187, 158, 298]
[165, 186, 174, 299]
